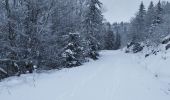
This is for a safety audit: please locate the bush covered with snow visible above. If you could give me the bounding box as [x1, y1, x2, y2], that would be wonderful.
[125, 42, 144, 53]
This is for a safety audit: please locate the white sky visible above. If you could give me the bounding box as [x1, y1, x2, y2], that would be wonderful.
[100, 0, 170, 23]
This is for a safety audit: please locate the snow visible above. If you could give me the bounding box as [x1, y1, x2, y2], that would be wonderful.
[141, 49, 170, 90]
[0, 68, 7, 74]
[0, 50, 170, 100]
[164, 35, 170, 41]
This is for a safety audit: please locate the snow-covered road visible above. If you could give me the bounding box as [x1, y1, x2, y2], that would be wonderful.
[0, 50, 170, 100]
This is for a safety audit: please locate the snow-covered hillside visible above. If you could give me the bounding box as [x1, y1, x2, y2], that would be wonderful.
[0, 50, 170, 100]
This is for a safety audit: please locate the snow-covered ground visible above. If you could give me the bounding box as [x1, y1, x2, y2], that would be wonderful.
[0, 50, 170, 100]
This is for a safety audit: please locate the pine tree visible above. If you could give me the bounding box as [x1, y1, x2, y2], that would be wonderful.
[130, 2, 146, 43]
[147, 1, 164, 46]
[144, 1, 156, 44]
[62, 33, 85, 68]
[104, 23, 115, 50]
[113, 23, 121, 49]
[83, 0, 103, 60]
[145, 1, 155, 28]
[114, 33, 121, 50]
[153, 1, 163, 25]
[137, 2, 146, 40]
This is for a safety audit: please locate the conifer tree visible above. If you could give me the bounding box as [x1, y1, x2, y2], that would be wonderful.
[62, 33, 85, 67]
[114, 33, 121, 50]
[145, 1, 155, 28]
[153, 1, 163, 25]
[83, 0, 103, 60]
[148, 1, 164, 45]
[130, 2, 146, 43]
[104, 23, 115, 50]
[144, 1, 155, 44]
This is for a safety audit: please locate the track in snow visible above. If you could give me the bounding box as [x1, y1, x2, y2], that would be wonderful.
[0, 50, 170, 100]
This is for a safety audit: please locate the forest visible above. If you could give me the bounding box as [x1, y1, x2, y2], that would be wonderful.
[0, 0, 170, 81]
[0, 0, 121, 80]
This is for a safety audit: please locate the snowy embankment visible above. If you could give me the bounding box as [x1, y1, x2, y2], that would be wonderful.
[0, 50, 170, 100]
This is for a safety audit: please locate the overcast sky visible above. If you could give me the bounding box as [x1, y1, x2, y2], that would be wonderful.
[100, 0, 170, 23]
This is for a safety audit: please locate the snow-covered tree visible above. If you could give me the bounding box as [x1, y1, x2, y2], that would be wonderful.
[145, 1, 155, 30]
[104, 23, 115, 50]
[114, 33, 121, 50]
[153, 1, 163, 25]
[127, 1, 170, 48]
[83, 0, 103, 60]
[129, 2, 146, 43]
[62, 33, 85, 67]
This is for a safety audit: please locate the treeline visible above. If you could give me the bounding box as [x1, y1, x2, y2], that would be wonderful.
[0, 0, 121, 80]
[128, 1, 170, 47]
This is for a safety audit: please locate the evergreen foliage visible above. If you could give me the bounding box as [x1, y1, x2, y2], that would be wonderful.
[0, 0, 121, 80]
